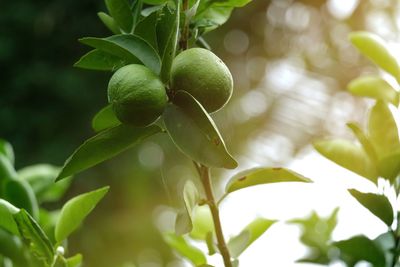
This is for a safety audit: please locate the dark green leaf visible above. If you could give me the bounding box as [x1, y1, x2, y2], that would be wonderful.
[55, 186, 109, 243]
[334, 235, 386, 267]
[91, 105, 121, 132]
[0, 154, 17, 183]
[314, 139, 378, 183]
[74, 49, 126, 71]
[97, 12, 121, 34]
[0, 228, 26, 266]
[135, 11, 158, 51]
[0, 139, 14, 166]
[226, 167, 311, 193]
[13, 209, 54, 266]
[374, 231, 395, 265]
[348, 189, 393, 226]
[175, 180, 200, 235]
[79, 34, 161, 74]
[163, 91, 237, 169]
[348, 75, 399, 105]
[57, 124, 161, 180]
[163, 232, 207, 265]
[0, 199, 20, 235]
[227, 218, 275, 258]
[143, 0, 169, 4]
[105, 0, 133, 33]
[349, 32, 400, 81]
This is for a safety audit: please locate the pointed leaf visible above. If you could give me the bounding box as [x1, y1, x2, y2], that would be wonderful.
[348, 189, 393, 226]
[314, 139, 378, 183]
[0, 199, 20, 235]
[74, 49, 126, 71]
[91, 104, 121, 132]
[163, 91, 237, 169]
[105, 0, 133, 33]
[226, 167, 311, 193]
[163, 233, 207, 266]
[79, 34, 161, 74]
[228, 218, 275, 258]
[347, 122, 378, 164]
[0, 139, 14, 166]
[97, 12, 121, 34]
[348, 75, 399, 105]
[135, 11, 158, 51]
[13, 209, 54, 266]
[3, 179, 39, 219]
[175, 180, 200, 235]
[57, 124, 161, 180]
[349, 31, 400, 81]
[55, 186, 109, 243]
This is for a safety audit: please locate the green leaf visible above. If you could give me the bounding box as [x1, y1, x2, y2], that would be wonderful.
[3, 179, 39, 220]
[163, 91, 237, 169]
[190, 205, 214, 240]
[79, 34, 161, 74]
[205, 231, 216, 255]
[314, 139, 378, 183]
[334, 235, 386, 267]
[18, 164, 71, 204]
[55, 186, 109, 243]
[66, 254, 82, 267]
[374, 231, 395, 265]
[378, 151, 400, 182]
[57, 124, 161, 181]
[195, 5, 233, 32]
[368, 101, 400, 160]
[346, 122, 378, 164]
[135, 11, 158, 51]
[0, 139, 14, 166]
[349, 31, 400, 81]
[156, 2, 180, 82]
[227, 218, 275, 258]
[226, 167, 312, 193]
[212, 0, 251, 7]
[13, 209, 54, 266]
[0, 228, 26, 266]
[348, 189, 393, 226]
[348, 75, 399, 105]
[0, 154, 17, 183]
[97, 12, 121, 34]
[163, 232, 207, 265]
[175, 180, 200, 235]
[91, 104, 121, 132]
[0, 199, 20, 235]
[74, 49, 127, 71]
[105, 0, 133, 33]
[143, 0, 168, 4]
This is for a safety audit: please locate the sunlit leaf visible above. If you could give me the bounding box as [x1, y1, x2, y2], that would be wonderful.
[91, 104, 121, 132]
[314, 139, 378, 183]
[163, 233, 207, 266]
[227, 218, 275, 258]
[0, 199, 20, 235]
[74, 49, 126, 71]
[226, 167, 311, 193]
[79, 34, 161, 74]
[97, 12, 121, 34]
[163, 91, 237, 169]
[55, 186, 109, 243]
[0, 139, 14, 166]
[66, 254, 83, 267]
[190, 205, 214, 240]
[105, 0, 133, 33]
[348, 75, 399, 105]
[346, 123, 378, 164]
[348, 189, 393, 226]
[175, 180, 200, 235]
[57, 124, 161, 181]
[349, 31, 400, 81]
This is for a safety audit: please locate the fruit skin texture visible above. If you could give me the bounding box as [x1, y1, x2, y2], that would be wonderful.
[171, 48, 233, 113]
[108, 64, 168, 127]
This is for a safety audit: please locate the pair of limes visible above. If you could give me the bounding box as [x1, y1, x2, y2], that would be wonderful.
[108, 48, 234, 127]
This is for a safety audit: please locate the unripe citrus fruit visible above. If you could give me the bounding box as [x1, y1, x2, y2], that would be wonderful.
[171, 48, 233, 113]
[108, 64, 168, 127]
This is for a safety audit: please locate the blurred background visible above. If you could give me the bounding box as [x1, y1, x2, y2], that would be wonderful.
[1, 0, 400, 266]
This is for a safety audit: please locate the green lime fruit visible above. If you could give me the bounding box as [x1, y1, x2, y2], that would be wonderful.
[108, 64, 168, 127]
[171, 48, 233, 113]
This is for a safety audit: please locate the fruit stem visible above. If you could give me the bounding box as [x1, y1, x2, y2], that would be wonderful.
[195, 162, 233, 267]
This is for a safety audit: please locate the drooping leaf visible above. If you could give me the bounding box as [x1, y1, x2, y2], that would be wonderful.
[74, 49, 126, 71]
[348, 75, 399, 105]
[57, 124, 161, 181]
[18, 164, 71, 204]
[0, 199, 20, 235]
[334, 235, 386, 267]
[105, 0, 133, 33]
[348, 189, 393, 227]
[135, 11, 158, 51]
[91, 104, 121, 132]
[97, 12, 121, 34]
[13, 209, 54, 266]
[368, 101, 400, 160]
[175, 180, 200, 235]
[163, 232, 207, 266]
[163, 91, 237, 169]
[226, 167, 311, 193]
[156, 2, 180, 82]
[349, 31, 400, 81]
[314, 139, 378, 183]
[0, 228, 26, 266]
[79, 34, 161, 74]
[227, 218, 275, 258]
[0, 139, 14, 166]
[55, 186, 109, 243]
